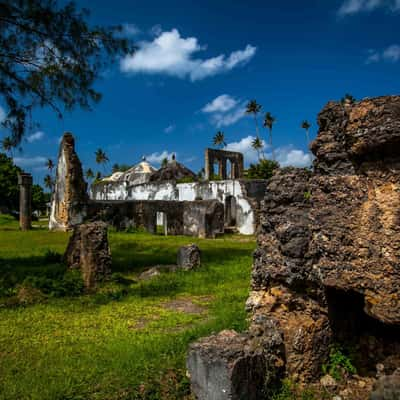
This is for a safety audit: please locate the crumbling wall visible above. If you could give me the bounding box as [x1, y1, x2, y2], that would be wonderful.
[90, 179, 266, 235]
[87, 199, 224, 238]
[49, 133, 87, 231]
[188, 95, 400, 398]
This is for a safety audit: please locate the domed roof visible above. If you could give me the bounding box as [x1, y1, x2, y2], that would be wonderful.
[149, 156, 196, 183]
[122, 157, 157, 184]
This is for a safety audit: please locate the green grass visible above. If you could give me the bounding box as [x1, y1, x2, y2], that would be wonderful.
[0, 214, 255, 399]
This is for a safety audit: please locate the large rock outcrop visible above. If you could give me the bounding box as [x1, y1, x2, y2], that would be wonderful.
[49, 132, 88, 231]
[188, 95, 400, 398]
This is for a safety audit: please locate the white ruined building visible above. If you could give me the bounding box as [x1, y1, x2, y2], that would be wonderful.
[90, 150, 266, 235]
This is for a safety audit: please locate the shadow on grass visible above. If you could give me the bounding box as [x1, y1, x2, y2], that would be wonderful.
[111, 242, 254, 273]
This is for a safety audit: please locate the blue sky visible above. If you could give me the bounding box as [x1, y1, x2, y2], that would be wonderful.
[2, 0, 400, 185]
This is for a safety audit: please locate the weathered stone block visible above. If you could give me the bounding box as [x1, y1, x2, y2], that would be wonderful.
[177, 244, 201, 270]
[64, 221, 111, 289]
[370, 369, 400, 400]
[187, 330, 266, 400]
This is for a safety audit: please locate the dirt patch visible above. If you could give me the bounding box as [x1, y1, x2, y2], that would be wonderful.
[163, 296, 214, 314]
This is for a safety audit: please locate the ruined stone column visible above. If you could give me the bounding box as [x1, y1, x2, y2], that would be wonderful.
[18, 173, 32, 231]
[49, 132, 88, 231]
[204, 149, 214, 180]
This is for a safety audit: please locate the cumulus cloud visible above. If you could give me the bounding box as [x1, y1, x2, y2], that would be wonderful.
[225, 135, 267, 164]
[275, 147, 312, 168]
[120, 29, 256, 81]
[211, 104, 247, 127]
[164, 124, 175, 133]
[338, 0, 400, 15]
[366, 44, 400, 63]
[202, 95, 247, 127]
[13, 156, 46, 167]
[146, 150, 175, 164]
[202, 94, 238, 113]
[224, 136, 312, 167]
[27, 131, 45, 143]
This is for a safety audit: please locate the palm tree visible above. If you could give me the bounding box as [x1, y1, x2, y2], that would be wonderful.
[251, 137, 263, 161]
[85, 168, 94, 182]
[45, 158, 54, 172]
[1, 136, 14, 157]
[246, 100, 262, 139]
[95, 148, 109, 173]
[301, 120, 311, 145]
[44, 174, 54, 190]
[263, 112, 276, 160]
[161, 157, 168, 168]
[213, 131, 226, 148]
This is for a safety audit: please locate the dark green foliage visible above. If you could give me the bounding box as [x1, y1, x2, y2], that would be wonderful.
[271, 379, 319, 400]
[340, 93, 356, 105]
[0, 0, 134, 145]
[112, 163, 131, 173]
[0, 152, 21, 211]
[322, 345, 357, 381]
[245, 159, 279, 179]
[22, 269, 84, 297]
[32, 184, 50, 213]
[176, 176, 195, 184]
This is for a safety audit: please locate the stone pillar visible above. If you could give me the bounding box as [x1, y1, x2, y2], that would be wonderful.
[204, 149, 214, 180]
[18, 173, 32, 231]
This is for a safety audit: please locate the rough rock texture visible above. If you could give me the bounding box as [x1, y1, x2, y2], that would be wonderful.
[370, 369, 400, 400]
[187, 326, 284, 400]
[64, 221, 111, 289]
[177, 244, 201, 270]
[49, 132, 88, 231]
[149, 156, 196, 182]
[311, 96, 400, 174]
[248, 96, 400, 384]
[189, 96, 400, 398]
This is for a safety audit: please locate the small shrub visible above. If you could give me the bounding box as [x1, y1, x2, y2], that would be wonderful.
[16, 284, 46, 305]
[245, 159, 279, 180]
[322, 345, 357, 381]
[271, 379, 317, 400]
[43, 249, 63, 263]
[303, 191, 312, 201]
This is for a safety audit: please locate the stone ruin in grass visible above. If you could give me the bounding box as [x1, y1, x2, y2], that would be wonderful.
[187, 95, 400, 399]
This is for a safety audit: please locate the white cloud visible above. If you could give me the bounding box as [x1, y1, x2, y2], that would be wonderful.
[211, 104, 247, 127]
[224, 136, 312, 167]
[338, 0, 400, 15]
[13, 156, 46, 167]
[122, 23, 141, 37]
[383, 44, 400, 62]
[27, 131, 45, 143]
[164, 124, 175, 133]
[275, 147, 312, 168]
[120, 29, 256, 81]
[146, 150, 175, 164]
[366, 44, 400, 63]
[225, 135, 267, 164]
[202, 94, 238, 113]
[202, 95, 247, 127]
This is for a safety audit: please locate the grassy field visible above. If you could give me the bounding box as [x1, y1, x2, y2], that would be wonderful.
[0, 214, 255, 400]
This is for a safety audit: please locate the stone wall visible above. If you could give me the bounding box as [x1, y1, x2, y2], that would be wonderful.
[87, 199, 224, 238]
[250, 96, 400, 381]
[90, 179, 266, 235]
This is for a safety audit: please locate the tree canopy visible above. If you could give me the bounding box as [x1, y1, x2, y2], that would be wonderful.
[0, 152, 21, 211]
[0, 0, 134, 146]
